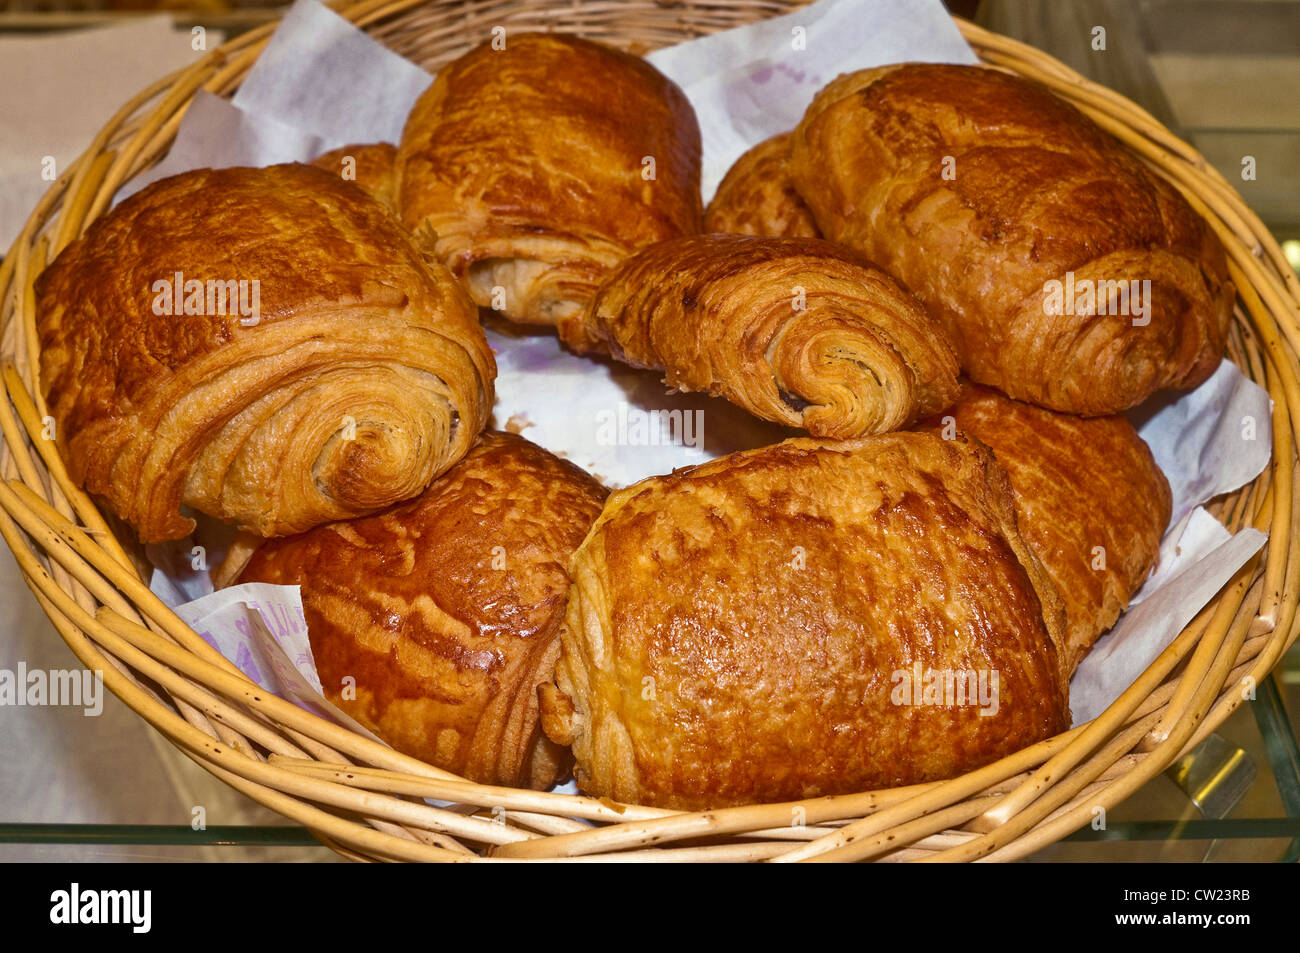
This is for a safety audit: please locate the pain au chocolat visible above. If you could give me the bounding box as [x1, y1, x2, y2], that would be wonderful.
[922, 384, 1171, 675]
[310, 142, 398, 214]
[36, 163, 494, 542]
[562, 234, 960, 439]
[396, 32, 703, 327]
[540, 432, 1070, 809]
[790, 64, 1233, 416]
[704, 132, 821, 239]
[238, 431, 607, 789]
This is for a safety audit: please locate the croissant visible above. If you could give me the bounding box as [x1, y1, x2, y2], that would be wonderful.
[36, 163, 495, 542]
[921, 384, 1171, 675]
[238, 431, 607, 789]
[559, 234, 960, 439]
[396, 32, 703, 326]
[704, 133, 821, 238]
[789, 64, 1233, 416]
[310, 142, 397, 213]
[540, 432, 1069, 809]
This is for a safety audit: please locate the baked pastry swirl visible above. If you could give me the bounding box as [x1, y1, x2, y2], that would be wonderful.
[396, 32, 703, 326]
[922, 383, 1171, 675]
[560, 234, 960, 438]
[540, 432, 1070, 809]
[790, 64, 1233, 416]
[704, 133, 821, 238]
[36, 163, 495, 542]
[238, 431, 607, 789]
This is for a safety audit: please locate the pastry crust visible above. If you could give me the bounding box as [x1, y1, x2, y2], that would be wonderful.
[542, 432, 1069, 809]
[310, 142, 398, 213]
[922, 384, 1171, 675]
[790, 64, 1233, 416]
[561, 234, 961, 439]
[704, 133, 821, 238]
[36, 163, 495, 542]
[238, 431, 607, 789]
[396, 32, 703, 326]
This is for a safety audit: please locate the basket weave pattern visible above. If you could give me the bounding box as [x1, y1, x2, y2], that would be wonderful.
[0, 0, 1297, 862]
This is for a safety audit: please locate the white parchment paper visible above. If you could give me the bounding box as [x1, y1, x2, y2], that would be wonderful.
[136, 0, 1272, 735]
[645, 0, 978, 200]
[172, 583, 381, 741]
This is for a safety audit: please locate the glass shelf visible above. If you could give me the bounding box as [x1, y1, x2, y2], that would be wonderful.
[1, 668, 1294, 862]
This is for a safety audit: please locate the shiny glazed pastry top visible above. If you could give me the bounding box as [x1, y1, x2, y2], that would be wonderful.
[36, 163, 495, 542]
[790, 63, 1233, 416]
[922, 384, 1172, 675]
[396, 32, 703, 326]
[704, 132, 821, 238]
[541, 431, 1070, 809]
[310, 142, 399, 213]
[238, 431, 607, 789]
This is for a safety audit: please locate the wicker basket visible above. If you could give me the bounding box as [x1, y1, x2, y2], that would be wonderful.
[1, 0, 1297, 863]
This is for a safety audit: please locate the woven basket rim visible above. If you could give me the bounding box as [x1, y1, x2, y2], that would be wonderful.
[0, 0, 1297, 862]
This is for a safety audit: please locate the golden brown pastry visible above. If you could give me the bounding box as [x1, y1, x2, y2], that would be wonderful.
[310, 142, 398, 213]
[921, 384, 1171, 675]
[36, 163, 495, 542]
[238, 431, 607, 789]
[790, 64, 1233, 416]
[540, 432, 1070, 809]
[396, 32, 703, 326]
[559, 234, 960, 439]
[704, 133, 821, 238]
